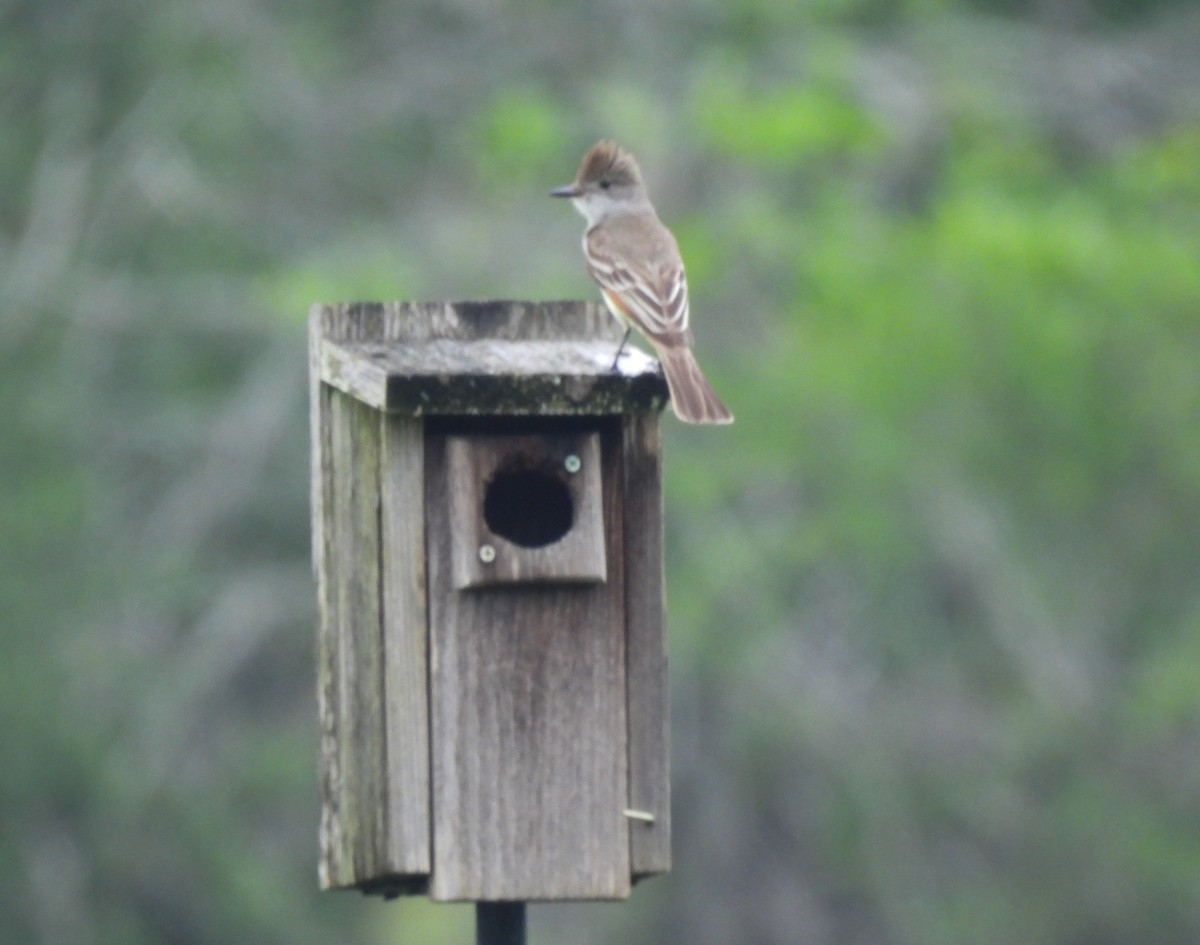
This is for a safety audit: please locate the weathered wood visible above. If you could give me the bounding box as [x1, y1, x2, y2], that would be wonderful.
[313, 380, 343, 889]
[320, 341, 390, 409]
[621, 413, 671, 877]
[315, 299, 626, 346]
[321, 338, 662, 415]
[312, 301, 669, 416]
[310, 300, 672, 899]
[380, 414, 431, 877]
[313, 307, 432, 892]
[317, 389, 390, 888]
[426, 423, 632, 901]
[312, 299, 364, 889]
[446, 432, 606, 589]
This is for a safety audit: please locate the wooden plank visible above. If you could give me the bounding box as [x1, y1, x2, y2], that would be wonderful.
[320, 340, 390, 408]
[314, 299, 625, 345]
[311, 304, 351, 888]
[310, 301, 424, 347]
[319, 338, 664, 416]
[311, 300, 669, 417]
[380, 414, 431, 878]
[317, 390, 389, 888]
[621, 412, 671, 877]
[312, 303, 434, 891]
[426, 424, 631, 901]
[446, 433, 606, 588]
[313, 378, 346, 889]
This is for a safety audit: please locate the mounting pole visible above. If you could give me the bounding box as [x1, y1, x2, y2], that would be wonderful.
[476, 901, 526, 945]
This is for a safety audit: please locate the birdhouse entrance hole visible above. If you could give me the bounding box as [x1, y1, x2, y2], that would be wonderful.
[445, 431, 607, 590]
[484, 466, 573, 549]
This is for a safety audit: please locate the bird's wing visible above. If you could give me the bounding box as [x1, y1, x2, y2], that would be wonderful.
[584, 226, 690, 344]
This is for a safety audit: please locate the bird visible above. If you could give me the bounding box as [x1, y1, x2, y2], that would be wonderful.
[551, 140, 733, 424]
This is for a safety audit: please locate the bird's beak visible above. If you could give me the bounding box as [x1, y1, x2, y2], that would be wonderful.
[550, 184, 581, 198]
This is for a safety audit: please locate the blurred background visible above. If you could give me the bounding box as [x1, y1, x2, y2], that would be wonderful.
[4, 0, 1200, 942]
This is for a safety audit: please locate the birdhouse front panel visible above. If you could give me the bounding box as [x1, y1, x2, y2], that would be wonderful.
[426, 418, 629, 901]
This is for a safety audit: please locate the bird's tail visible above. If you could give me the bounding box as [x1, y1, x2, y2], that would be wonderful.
[656, 346, 734, 424]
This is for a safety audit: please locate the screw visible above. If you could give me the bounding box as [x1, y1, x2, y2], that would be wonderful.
[564, 454, 581, 474]
[478, 544, 496, 563]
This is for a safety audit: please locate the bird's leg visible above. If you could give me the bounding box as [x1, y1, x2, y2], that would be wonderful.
[610, 327, 632, 372]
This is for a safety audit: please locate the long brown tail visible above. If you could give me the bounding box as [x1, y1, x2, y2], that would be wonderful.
[655, 346, 734, 424]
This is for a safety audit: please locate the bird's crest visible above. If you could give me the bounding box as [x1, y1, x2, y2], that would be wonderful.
[576, 140, 643, 188]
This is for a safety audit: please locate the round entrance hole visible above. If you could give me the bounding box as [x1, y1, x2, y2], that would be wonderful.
[483, 468, 573, 548]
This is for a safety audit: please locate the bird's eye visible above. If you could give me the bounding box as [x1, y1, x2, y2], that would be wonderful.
[599, 179, 611, 190]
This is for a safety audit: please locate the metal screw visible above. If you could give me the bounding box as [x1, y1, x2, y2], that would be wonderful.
[564, 454, 581, 474]
[478, 544, 496, 563]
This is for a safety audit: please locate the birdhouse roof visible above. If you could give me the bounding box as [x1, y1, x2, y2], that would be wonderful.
[312, 301, 669, 416]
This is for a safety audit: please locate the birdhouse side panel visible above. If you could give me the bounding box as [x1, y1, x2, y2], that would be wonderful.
[621, 412, 671, 878]
[316, 388, 390, 888]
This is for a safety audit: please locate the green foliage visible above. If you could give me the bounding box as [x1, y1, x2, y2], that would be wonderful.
[966, 0, 1190, 23]
[693, 69, 884, 168]
[3, 1, 1200, 944]
[663, 74, 1200, 945]
[474, 88, 571, 187]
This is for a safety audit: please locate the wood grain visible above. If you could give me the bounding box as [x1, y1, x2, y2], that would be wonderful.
[426, 423, 632, 901]
[312, 305, 433, 892]
[314, 299, 624, 345]
[317, 389, 390, 888]
[380, 413, 431, 877]
[312, 301, 669, 416]
[310, 301, 672, 898]
[621, 412, 671, 877]
[446, 433, 606, 589]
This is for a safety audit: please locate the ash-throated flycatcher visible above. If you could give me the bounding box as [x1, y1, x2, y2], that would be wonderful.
[551, 141, 734, 424]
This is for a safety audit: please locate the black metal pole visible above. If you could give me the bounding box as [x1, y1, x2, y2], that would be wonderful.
[476, 901, 526, 945]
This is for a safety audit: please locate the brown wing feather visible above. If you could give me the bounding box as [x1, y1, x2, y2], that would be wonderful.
[584, 219, 691, 347]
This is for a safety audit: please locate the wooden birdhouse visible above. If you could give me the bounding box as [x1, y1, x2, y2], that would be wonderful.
[309, 300, 671, 902]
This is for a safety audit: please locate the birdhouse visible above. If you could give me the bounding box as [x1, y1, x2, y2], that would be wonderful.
[309, 300, 671, 902]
